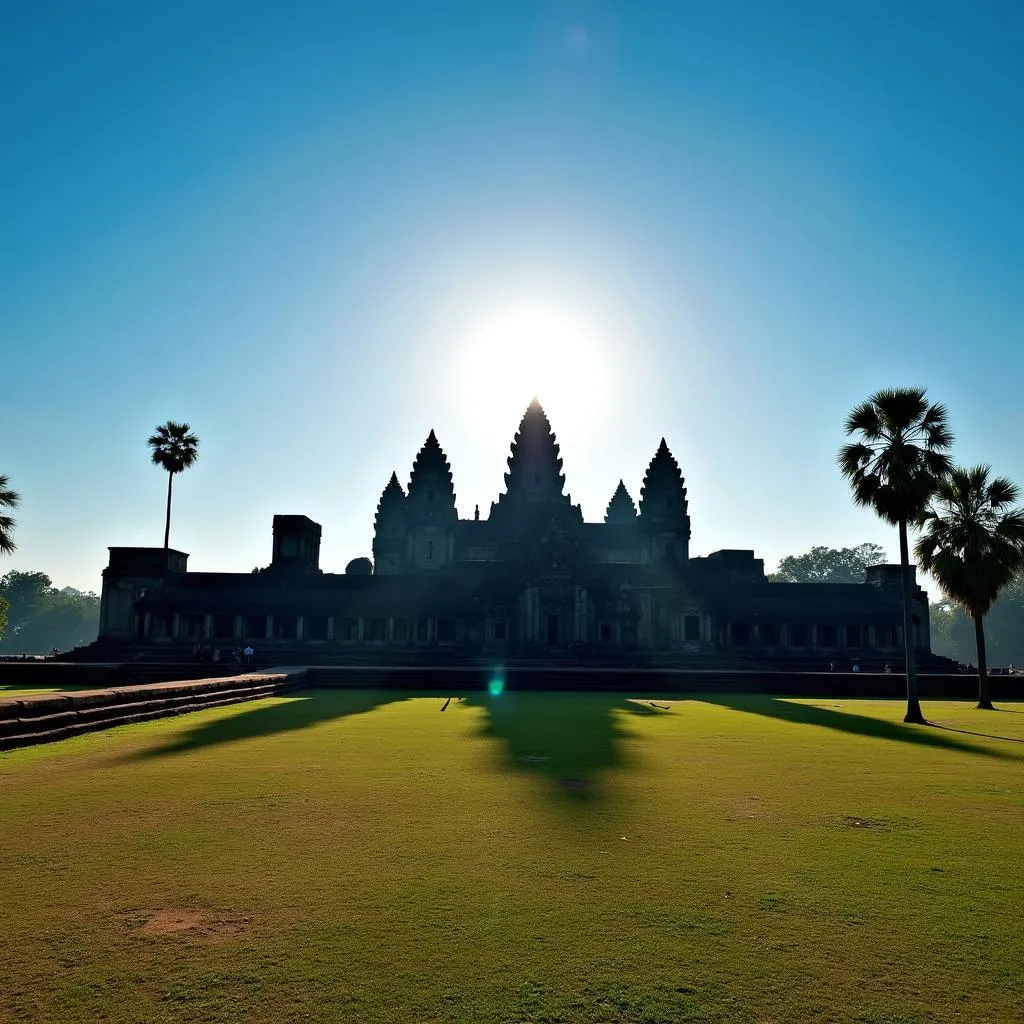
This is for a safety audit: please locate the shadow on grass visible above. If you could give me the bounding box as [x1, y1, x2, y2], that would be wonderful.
[461, 691, 671, 803]
[699, 694, 1019, 760]
[931, 724, 1024, 745]
[120, 689, 413, 761]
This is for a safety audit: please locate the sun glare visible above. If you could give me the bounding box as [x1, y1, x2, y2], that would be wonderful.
[458, 302, 611, 434]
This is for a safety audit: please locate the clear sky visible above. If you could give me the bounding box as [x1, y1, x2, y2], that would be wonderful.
[3, 1, 1022, 593]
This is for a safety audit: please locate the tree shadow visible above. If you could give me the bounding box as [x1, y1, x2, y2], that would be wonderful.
[461, 691, 671, 804]
[698, 694, 1018, 760]
[931, 724, 1024, 745]
[119, 688, 414, 761]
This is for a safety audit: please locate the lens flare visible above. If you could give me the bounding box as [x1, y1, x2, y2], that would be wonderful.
[488, 674, 505, 697]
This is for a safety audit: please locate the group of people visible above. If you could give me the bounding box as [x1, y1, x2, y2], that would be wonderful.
[828, 660, 893, 673]
[190, 642, 255, 667]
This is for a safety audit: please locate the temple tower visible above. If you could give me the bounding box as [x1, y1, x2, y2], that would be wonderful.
[639, 439, 691, 562]
[372, 471, 407, 575]
[604, 480, 638, 524]
[405, 430, 457, 571]
[490, 399, 581, 526]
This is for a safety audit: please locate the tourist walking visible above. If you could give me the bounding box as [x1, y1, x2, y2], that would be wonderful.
[243, 644, 254, 665]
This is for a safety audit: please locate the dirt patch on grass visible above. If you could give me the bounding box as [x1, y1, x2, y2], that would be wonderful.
[120, 907, 250, 940]
[842, 815, 899, 830]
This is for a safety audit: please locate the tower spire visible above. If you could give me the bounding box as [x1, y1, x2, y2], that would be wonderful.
[639, 438, 691, 559]
[502, 399, 566, 500]
[407, 430, 457, 521]
[605, 480, 638, 524]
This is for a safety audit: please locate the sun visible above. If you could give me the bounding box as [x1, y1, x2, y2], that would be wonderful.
[457, 301, 611, 435]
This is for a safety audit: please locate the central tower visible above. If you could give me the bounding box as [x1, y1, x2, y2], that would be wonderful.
[489, 399, 581, 527]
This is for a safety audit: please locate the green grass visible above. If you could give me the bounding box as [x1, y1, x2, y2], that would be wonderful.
[1, 685, 96, 696]
[1, 690, 1022, 1024]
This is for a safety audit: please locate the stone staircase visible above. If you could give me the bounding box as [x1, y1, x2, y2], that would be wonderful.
[0, 669, 308, 752]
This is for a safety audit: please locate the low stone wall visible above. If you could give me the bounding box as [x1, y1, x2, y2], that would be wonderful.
[0, 669, 309, 751]
[305, 665, 1024, 700]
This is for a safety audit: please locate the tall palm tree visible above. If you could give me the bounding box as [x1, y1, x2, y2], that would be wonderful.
[915, 466, 1024, 710]
[147, 421, 200, 549]
[838, 388, 953, 724]
[0, 474, 19, 555]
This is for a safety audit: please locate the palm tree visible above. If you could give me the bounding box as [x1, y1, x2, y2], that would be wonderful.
[838, 388, 953, 724]
[0, 474, 19, 555]
[915, 466, 1024, 710]
[147, 421, 200, 549]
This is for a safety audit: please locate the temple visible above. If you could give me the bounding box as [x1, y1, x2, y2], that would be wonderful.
[95, 399, 933, 664]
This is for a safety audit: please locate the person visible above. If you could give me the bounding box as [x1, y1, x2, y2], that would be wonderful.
[51, 647, 59, 659]
[212, 647, 220, 663]
[1009, 663, 1016, 676]
[243, 644, 254, 665]
[191, 641, 200, 661]
[851, 661, 860, 672]
[828, 660, 835, 672]
[884, 662, 892, 674]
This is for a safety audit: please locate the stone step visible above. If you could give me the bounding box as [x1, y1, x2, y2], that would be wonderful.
[0, 671, 307, 751]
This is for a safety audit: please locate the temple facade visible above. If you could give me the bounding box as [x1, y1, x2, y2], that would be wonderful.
[96, 400, 932, 662]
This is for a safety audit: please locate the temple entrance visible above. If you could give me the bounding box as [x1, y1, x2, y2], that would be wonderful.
[546, 614, 559, 646]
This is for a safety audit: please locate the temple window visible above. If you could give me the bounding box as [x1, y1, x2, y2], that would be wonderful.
[600, 622, 612, 642]
[494, 621, 507, 641]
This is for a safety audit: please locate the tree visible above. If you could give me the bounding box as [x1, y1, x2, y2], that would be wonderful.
[0, 571, 100, 653]
[0, 474, 19, 555]
[771, 543, 886, 584]
[838, 388, 953, 724]
[931, 573, 1024, 667]
[0, 570, 54, 634]
[147, 421, 200, 549]
[915, 466, 1024, 709]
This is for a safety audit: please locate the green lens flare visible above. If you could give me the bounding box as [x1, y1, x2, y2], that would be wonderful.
[488, 676, 505, 697]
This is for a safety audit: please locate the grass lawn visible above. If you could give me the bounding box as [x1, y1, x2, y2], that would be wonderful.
[1, 685, 100, 697]
[1, 690, 1022, 1024]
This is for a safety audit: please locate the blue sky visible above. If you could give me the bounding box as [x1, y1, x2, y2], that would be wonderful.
[3, 1, 1022, 592]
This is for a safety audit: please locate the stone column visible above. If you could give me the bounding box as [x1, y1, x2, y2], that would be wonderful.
[266, 615, 274, 641]
[357, 616, 365, 641]
[172, 612, 181, 638]
[387, 616, 394, 642]
[204, 613, 212, 639]
[810, 624, 818, 649]
[296, 616, 304, 641]
[326, 616, 335, 640]
[868, 624, 877, 649]
[724, 622, 732, 648]
[752, 623, 761, 647]
[780, 624, 788, 649]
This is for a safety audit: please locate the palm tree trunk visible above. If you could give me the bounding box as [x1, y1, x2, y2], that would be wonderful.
[898, 517, 925, 724]
[163, 471, 174, 549]
[973, 611, 993, 710]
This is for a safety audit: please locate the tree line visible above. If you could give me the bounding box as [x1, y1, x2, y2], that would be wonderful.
[0, 571, 100, 654]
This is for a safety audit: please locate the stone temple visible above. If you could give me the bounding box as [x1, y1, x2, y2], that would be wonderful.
[95, 399, 932, 663]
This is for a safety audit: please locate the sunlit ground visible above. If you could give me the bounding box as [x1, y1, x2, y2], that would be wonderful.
[1, 691, 1022, 1023]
